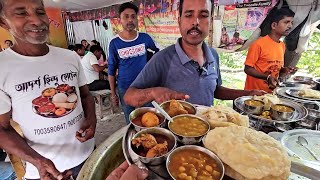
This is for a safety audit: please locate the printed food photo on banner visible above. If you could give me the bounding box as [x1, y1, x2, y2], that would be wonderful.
[144, 0, 161, 14]
[32, 84, 78, 118]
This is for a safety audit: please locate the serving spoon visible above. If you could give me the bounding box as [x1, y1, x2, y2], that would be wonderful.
[297, 136, 319, 161]
[151, 101, 174, 122]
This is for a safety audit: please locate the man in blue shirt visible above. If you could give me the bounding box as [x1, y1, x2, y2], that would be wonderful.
[108, 2, 159, 124]
[124, 0, 265, 107]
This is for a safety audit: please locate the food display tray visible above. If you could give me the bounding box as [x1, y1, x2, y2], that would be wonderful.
[234, 96, 307, 124]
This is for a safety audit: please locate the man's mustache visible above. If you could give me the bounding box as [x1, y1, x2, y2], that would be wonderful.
[25, 25, 48, 31]
[187, 26, 202, 34]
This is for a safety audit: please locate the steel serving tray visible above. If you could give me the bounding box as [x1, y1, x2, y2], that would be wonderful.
[234, 96, 307, 123]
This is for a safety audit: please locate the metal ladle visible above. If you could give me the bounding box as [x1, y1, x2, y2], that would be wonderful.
[297, 136, 320, 161]
[151, 101, 174, 122]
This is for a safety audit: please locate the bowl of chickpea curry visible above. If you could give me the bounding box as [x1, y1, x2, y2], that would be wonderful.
[168, 114, 210, 145]
[166, 145, 224, 180]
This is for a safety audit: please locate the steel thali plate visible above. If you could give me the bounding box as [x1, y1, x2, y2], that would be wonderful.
[281, 129, 320, 168]
[234, 96, 307, 123]
[285, 88, 320, 101]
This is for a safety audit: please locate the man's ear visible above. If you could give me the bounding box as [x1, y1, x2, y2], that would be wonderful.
[178, 16, 181, 26]
[271, 22, 277, 30]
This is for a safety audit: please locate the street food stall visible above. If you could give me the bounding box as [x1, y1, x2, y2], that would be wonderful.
[78, 76, 320, 179]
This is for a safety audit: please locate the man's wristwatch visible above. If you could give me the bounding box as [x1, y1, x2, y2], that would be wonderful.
[266, 74, 271, 82]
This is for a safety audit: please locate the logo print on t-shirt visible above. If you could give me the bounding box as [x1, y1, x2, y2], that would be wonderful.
[117, 43, 146, 59]
[32, 84, 78, 118]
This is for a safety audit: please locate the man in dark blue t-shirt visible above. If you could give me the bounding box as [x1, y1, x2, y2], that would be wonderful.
[108, 2, 159, 124]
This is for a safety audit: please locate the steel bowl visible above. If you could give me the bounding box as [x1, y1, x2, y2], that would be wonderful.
[166, 145, 225, 180]
[168, 114, 210, 145]
[129, 107, 166, 132]
[160, 100, 197, 117]
[129, 127, 177, 165]
[270, 104, 295, 121]
[244, 99, 265, 115]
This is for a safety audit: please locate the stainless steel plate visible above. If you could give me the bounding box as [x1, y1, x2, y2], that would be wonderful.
[234, 96, 307, 123]
[281, 129, 320, 167]
[286, 88, 320, 101]
[275, 87, 320, 109]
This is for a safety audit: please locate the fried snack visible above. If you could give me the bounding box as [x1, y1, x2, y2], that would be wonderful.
[42, 88, 56, 97]
[167, 100, 188, 117]
[204, 126, 291, 180]
[146, 141, 168, 158]
[55, 108, 66, 116]
[131, 134, 158, 149]
[298, 89, 320, 99]
[200, 105, 249, 128]
[141, 112, 160, 127]
[253, 94, 280, 111]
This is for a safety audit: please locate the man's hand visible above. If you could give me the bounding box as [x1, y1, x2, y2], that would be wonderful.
[106, 161, 148, 180]
[248, 90, 267, 96]
[36, 158, 72, 180]
[110, 93, 119, 106]
[151, 87, 190, 104]
[281, 66, 298, 75]
[76, 118, 96, 143]
[267, 76, 278, 90]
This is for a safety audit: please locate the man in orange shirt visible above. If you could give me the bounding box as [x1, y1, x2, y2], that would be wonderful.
[244, 8, 296, 93]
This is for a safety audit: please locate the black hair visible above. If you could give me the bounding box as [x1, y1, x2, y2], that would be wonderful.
[118, 2, 138, 15]
[91, 40, 100, 46]
[81, 39, 87, 44]
[0, 0, 4, 16]
[270, 8, 295, 24]
[90, 45, 103, 53]
[179, 0, 212, 16]
[4, 39, 13, 45]
[73, 44, 84, 51]
[67, 44, 75, 50]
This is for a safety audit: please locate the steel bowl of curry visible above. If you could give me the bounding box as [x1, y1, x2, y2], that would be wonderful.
[168, 114, 210, 145]
[160, 99, 197, 117]
[129, 107, 166, 132]
[130, 127, 177, 165]
[270, 104, 295, 121]
[166, 145, 224, 180]
[244, 99, 264, 115]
